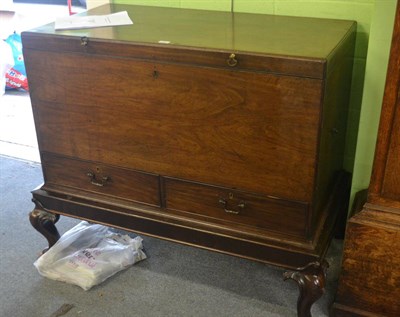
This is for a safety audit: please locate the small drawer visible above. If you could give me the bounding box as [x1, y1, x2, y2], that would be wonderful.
[42, 153, 160, 206]
[164, 178, 308, 237]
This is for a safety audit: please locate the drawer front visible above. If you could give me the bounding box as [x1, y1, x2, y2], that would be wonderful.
[164, 178, 308, 238]
[42, 154, 160, 206]
[27, 51, 322, 202]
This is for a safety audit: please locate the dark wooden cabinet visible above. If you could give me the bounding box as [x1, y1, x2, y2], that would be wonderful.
[332, 3, 400, 317]
[22, 4, 355, 315]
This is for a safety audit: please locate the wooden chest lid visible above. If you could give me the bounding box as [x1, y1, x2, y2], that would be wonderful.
[22, 4, 356, 79]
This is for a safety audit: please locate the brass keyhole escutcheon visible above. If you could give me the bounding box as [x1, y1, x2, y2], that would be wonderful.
[227, 53, 238, 67]
[80, 36, 89, 46]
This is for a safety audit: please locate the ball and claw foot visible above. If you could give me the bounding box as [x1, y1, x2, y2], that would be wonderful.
[283, 260, 329, 317]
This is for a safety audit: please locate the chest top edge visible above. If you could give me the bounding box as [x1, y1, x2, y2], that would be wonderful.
[22, 4, 355, 62]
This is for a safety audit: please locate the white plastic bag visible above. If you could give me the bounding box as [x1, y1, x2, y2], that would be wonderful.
[34, 221, 146, 290]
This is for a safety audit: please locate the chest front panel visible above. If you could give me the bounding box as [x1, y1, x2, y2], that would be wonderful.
[28, 50, 322, 202]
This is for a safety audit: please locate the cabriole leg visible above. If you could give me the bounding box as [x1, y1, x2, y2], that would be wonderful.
[29, 198, 60, 253]
[283, 260, 329, 317]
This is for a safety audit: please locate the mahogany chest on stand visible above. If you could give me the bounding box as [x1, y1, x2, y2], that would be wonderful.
[22, 4, 356, 316]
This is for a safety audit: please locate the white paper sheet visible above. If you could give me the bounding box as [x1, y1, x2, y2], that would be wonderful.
[55, 11, 133, 30]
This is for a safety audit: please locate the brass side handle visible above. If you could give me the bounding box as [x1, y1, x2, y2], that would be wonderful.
[218, 197, 245, 214]
[87, 171, 109, 187]
[227, 53, 238, 67]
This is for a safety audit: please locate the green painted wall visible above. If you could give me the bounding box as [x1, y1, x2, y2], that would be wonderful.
[112, 0, 397, 213]
[349, 0, 396, 214]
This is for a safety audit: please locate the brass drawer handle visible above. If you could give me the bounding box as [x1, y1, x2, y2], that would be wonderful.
[218, 198, 245, 214]
[87, 171, 109, 187]
[227, 53, 238, 67]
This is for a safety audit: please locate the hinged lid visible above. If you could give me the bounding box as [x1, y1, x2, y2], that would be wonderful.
[21, 4, 356, 79]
